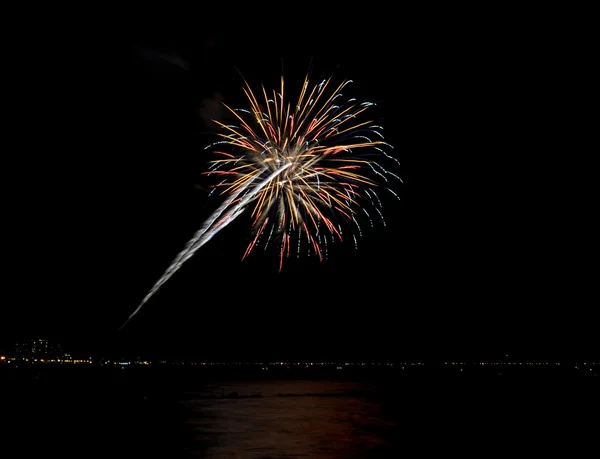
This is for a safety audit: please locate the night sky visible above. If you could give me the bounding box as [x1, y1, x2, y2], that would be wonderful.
[3, 9, 595, 361]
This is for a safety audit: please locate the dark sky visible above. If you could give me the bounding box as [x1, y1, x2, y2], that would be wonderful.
[3, 9, 595, 361]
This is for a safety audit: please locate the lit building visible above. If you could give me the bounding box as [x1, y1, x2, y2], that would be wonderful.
[14, 338, 64, 359]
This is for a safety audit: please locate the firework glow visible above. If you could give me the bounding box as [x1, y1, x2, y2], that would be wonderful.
[120, 72, 401, 329]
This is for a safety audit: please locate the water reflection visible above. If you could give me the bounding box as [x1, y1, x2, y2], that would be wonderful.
[181, 380, 401, 458]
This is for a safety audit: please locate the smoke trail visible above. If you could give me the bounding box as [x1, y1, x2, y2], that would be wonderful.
[119, 163, 292, 329]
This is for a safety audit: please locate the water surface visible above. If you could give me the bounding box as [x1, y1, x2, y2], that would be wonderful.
[181, 380, 400, 458]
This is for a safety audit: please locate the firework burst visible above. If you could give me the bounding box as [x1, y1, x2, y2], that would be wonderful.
[207, 73, 401, 267]
[120, 71, 401, 328]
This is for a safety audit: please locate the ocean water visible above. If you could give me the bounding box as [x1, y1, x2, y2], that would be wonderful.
[1, 365, 597, 458]
[179, 380, 401, 458]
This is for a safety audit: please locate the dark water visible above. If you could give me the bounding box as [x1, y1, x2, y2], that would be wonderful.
[1, 365, 597, 458]
[179, 380, 400, 458]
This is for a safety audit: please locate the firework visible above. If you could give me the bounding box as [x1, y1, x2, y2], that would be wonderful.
[119, 72, 401, 329]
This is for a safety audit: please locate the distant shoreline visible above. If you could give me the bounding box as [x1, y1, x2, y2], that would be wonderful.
[1, 358, 597, 385]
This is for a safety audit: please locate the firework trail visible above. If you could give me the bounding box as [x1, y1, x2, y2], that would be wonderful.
[119, 164, 291, 329]
[120, 71, 401, 328]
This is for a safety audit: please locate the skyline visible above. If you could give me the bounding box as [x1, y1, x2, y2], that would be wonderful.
[2, 337, 598, 365]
